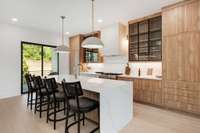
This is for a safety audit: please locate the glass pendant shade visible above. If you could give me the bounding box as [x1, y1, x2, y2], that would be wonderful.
[55, 45, 70, 53]
[82, 37, 104, 49]
[55, 16, 70, 53]
[81, 0, 104, 49]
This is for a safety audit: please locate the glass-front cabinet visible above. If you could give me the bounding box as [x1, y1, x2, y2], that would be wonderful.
[84, 49, 99, 63]
[80, 32, 103, 63]
[129, 14, 162, 61]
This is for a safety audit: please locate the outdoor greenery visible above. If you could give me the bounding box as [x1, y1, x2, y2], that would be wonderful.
[23, 58, 29, 83]
[23, 44, 53, 77]
[23, 44, 52, 61]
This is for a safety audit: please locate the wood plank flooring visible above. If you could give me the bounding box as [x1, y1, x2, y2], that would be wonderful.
[0, 96, 199, 133]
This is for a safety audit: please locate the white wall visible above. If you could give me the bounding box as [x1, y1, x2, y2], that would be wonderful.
[0, 23, 69, 99]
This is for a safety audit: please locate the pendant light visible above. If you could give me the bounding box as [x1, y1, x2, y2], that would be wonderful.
[82, 0, 104, 49]
[55, 16, 70, 53]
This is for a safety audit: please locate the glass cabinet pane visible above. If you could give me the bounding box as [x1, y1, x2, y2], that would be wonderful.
[149, 16, 161, 31]
[139, 21, 148, 33]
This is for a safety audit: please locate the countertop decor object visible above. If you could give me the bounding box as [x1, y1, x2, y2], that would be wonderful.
[138, 68, 141, 77]
[81, 0, 104, 49]
[55, 16, 70, 53]
[125, 63, 131, 75]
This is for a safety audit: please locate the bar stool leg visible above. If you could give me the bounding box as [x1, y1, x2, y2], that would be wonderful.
[64, 100, 66, 115]
[53, 102, 57, 130]
[46, 98, 50, 123]
[82, 113, 85, 126]
[65, 108, 69, 133]
[39, 96, 42, 118]
[27, 91, 30, 107]
[77, 113, 80, 133]
[30, 92, 33, 110]
[34, 92, 38, 114]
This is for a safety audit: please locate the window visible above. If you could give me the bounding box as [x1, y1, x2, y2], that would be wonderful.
[21, 42, 59, 94]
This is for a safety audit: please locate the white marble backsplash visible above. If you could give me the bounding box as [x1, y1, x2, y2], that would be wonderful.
[86, 62, 162, 77]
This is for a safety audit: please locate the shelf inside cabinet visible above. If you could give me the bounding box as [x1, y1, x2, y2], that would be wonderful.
[150, 38, 161, 41]
[150, 28, 161, 32]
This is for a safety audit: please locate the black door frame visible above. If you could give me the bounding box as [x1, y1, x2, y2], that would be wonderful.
[21, 41, 59, 94]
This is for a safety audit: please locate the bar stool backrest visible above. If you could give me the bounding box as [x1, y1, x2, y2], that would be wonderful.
[62, 81, 83, 109]
[62, 81, 83, 97]
[32, 76, 46, 95]
[25, 73, 34, 91]
[44, 77, 58, 100]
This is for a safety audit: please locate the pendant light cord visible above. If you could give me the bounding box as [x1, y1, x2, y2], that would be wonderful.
[61, 16, 65, 46]
[91, 0, 94, 32]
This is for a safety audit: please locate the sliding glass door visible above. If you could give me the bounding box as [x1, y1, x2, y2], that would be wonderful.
[43, 47, 59, 76]
[21, 42, 59, 94]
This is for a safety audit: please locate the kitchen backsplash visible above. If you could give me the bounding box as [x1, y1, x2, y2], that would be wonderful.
[86, 62, 162, 77]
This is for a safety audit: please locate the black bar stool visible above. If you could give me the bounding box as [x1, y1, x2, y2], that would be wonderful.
[33, 76, 50, 118]
[25, 73, 36, 110]
[62, 81, 100, 133]
[45, 77, 67, 130]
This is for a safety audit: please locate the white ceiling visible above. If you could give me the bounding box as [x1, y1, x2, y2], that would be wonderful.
[0, 0, 181, 36]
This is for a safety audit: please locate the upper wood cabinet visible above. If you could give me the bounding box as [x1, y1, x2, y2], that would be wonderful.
[69, 31, 103, 74]
[162, 0, 200, 82]
[69, 35, 81, 74]
[128, 13, 162, 61]
[162, 0, 200, 37]
[80, 31, 103, 63]
[101, 23, 127, 56]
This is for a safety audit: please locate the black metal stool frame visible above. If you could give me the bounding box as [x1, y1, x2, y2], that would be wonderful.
[45, 77, 76, 130]
[62, 81, 100, 133]
[33, 76, 49, 118]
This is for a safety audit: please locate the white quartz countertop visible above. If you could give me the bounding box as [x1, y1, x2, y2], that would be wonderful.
[52, 74, 132, 93]
[118, 74, 162, 80]
[80, 72, 162, 80]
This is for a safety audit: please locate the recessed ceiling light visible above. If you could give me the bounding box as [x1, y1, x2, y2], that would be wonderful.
[65, 32, 70, 35]
[11, 18, 18, 22]
[97, 19, 103, 23]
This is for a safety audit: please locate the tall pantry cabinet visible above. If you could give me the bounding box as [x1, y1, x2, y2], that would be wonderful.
[162, 0, 200, 115]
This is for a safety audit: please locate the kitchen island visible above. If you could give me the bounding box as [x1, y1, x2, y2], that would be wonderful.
[53, 75, 133, 133]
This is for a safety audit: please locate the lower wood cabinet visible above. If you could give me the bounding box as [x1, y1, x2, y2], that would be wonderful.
[133, 79, 162, 106]
[117, 76, 163, 106]
[118, 76, 200, 115]
[163, 80, 200, 114]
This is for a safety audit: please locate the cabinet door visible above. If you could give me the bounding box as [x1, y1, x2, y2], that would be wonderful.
[101, 24, 120, 56]
[69, 36, 80, 74]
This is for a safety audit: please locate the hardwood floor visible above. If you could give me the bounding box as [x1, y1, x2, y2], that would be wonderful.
[0, 96, 199, 133]
[120, 104, 200, 133]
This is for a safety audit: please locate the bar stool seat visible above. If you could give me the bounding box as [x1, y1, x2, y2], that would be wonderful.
[69, 97, 98, 113]
[50, 92, 65, 101]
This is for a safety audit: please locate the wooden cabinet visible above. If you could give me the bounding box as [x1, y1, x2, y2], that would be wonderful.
[69, 32, 104, 74]
[162, 0, 200, 115]
[69, 35, 81, 74]
[117, 76, 162, 106]
[81, 31, 103, 63]
[128, 13, 162, 61]
[133, 79, 162, 106]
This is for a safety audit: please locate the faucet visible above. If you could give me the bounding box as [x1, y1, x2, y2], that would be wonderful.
[74, 64, 83, 79]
